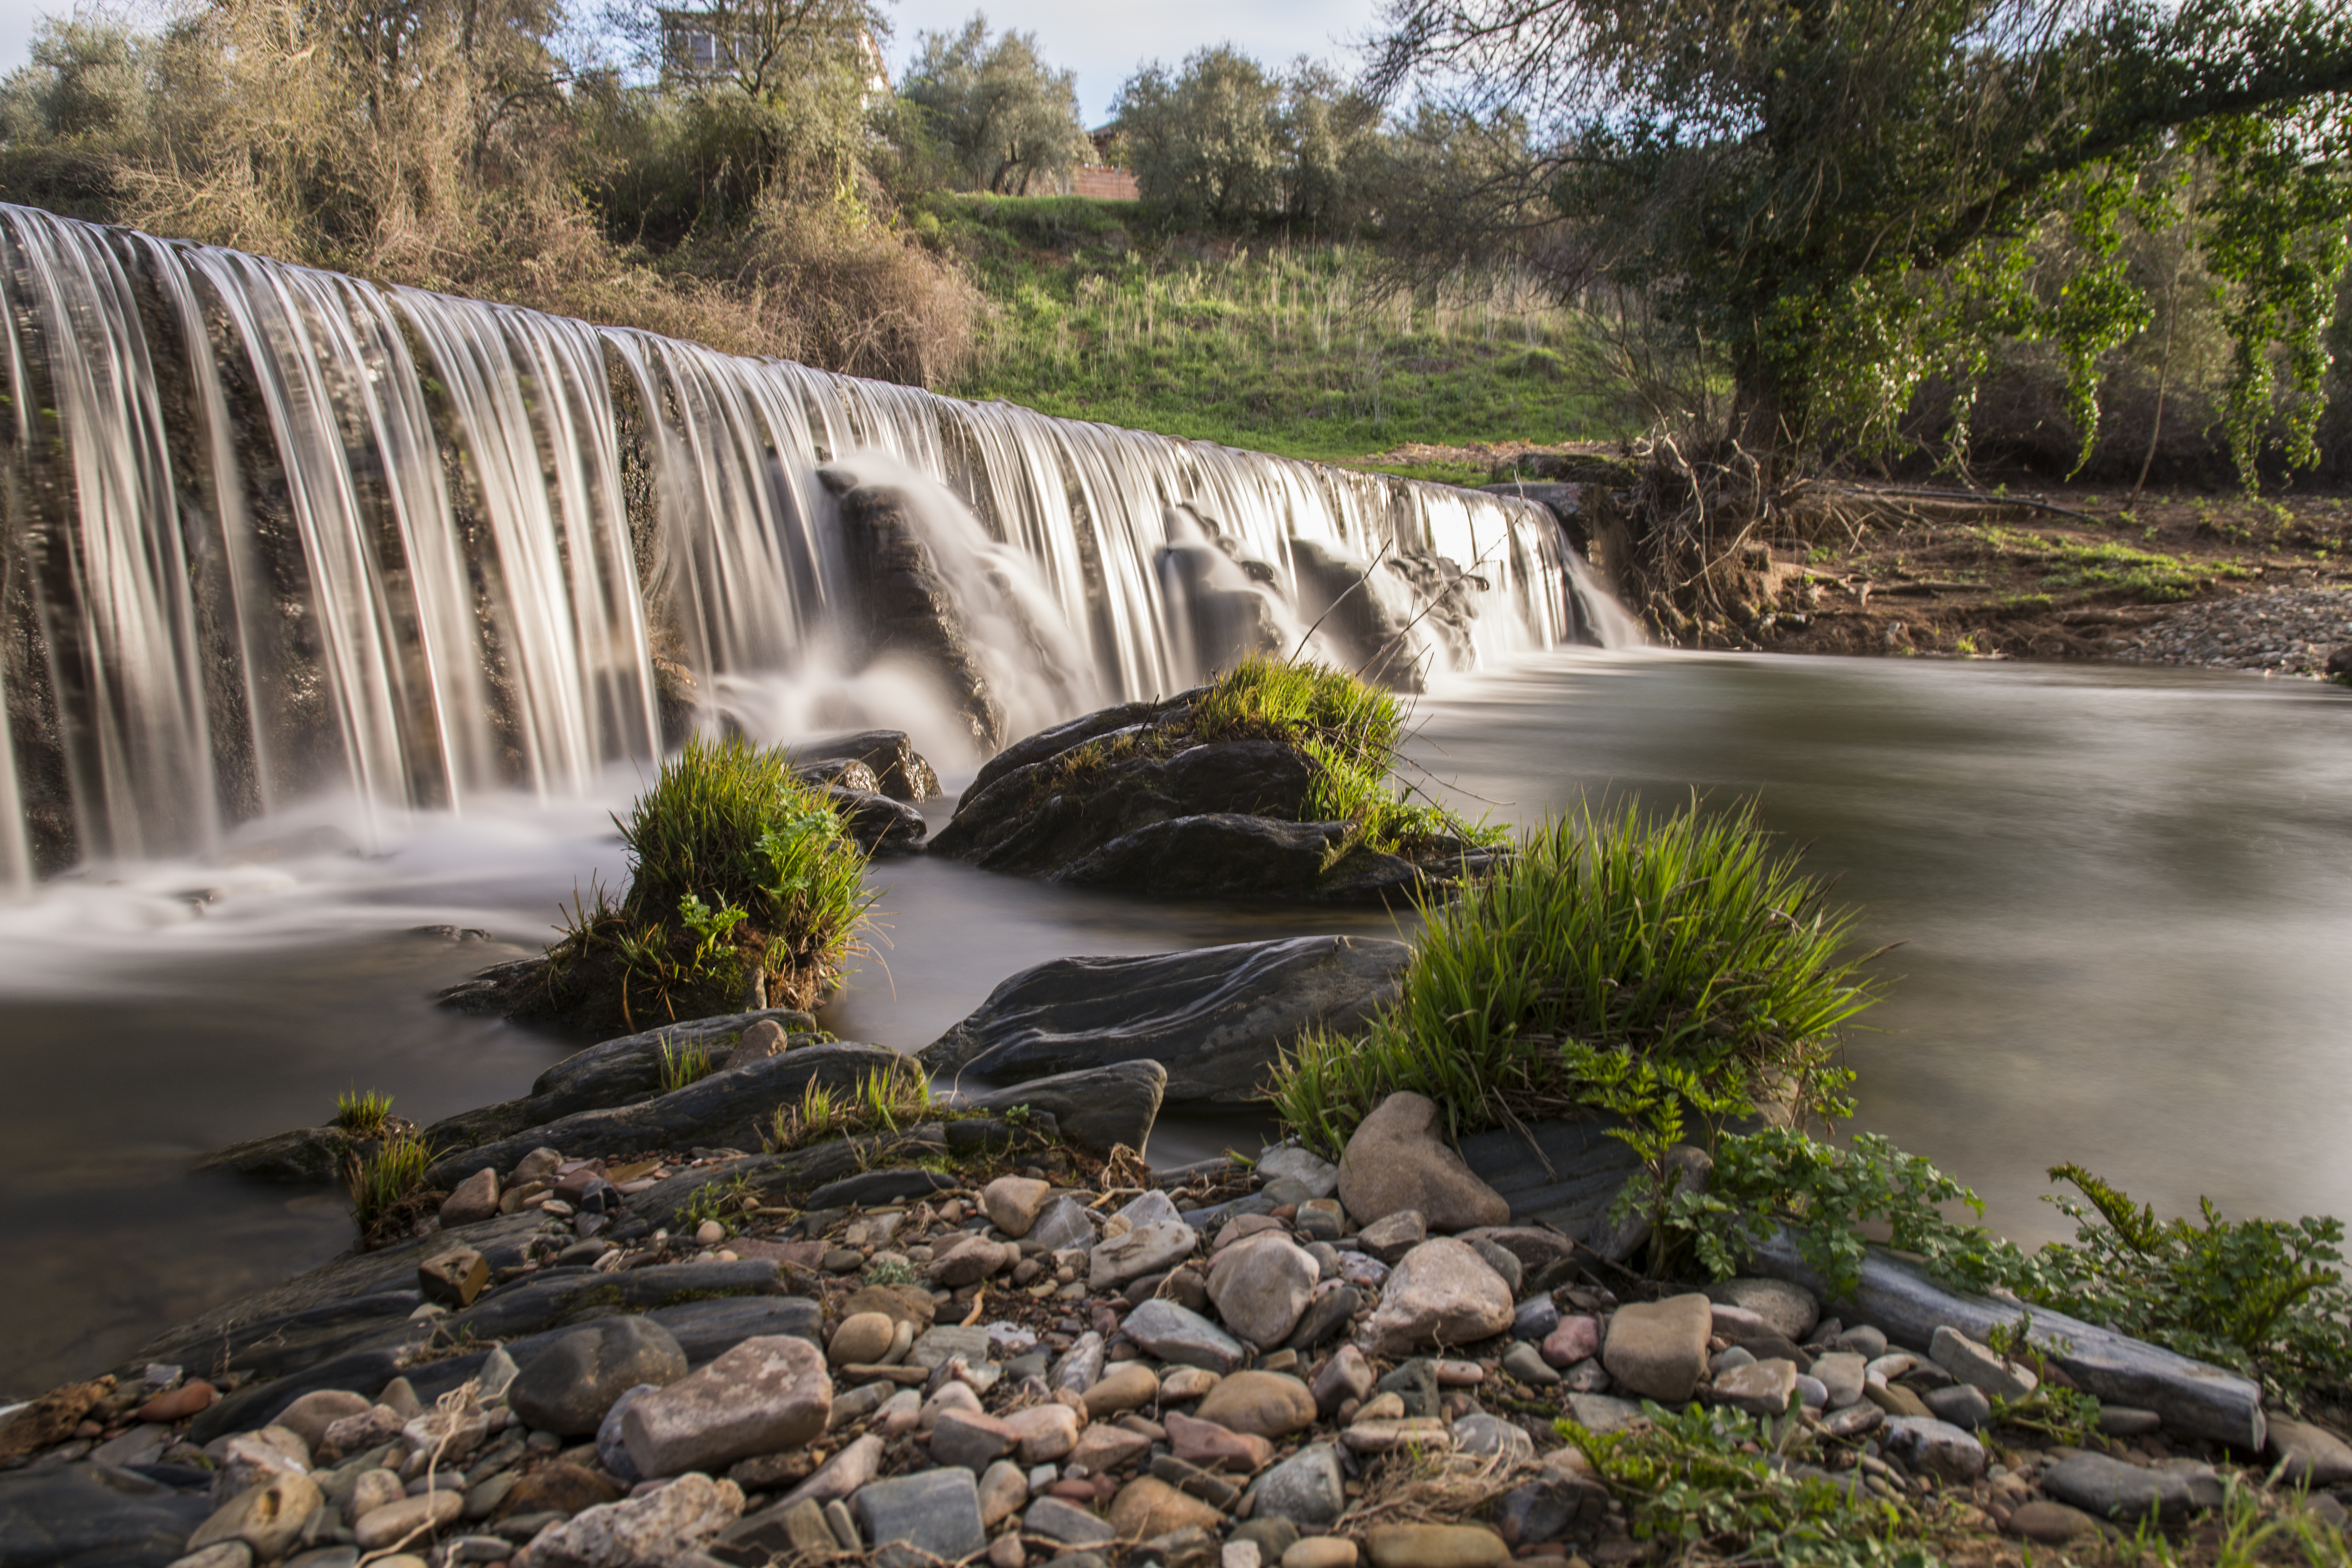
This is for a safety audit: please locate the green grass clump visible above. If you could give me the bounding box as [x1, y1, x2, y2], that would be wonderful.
[348, 1131, 433, 1238]
[764, 1058, 936, 1153]
[1976, 526, 2254, 603]
[1269, 795, 1884, 1159]
[543, 737, 875, 1033]
[332, 1089, 394, 1138]
[658, 1039, 718, 1093]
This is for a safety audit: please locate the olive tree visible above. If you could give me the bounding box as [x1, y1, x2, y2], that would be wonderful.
[1113, 47, 1384, 230]
[900, 13, 1092, 195]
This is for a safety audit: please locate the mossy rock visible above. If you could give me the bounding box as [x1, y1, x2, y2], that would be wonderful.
[930, 660, 1503, 904]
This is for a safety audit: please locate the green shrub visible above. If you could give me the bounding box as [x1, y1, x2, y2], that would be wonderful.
[543, 737, 875, 1032]
[1268, 795, 1884, 1157]
[1670, 1127, 2025, 1299]
[2008, 1167, 2352, 1409]
[1665, 1127, 2352, 1408]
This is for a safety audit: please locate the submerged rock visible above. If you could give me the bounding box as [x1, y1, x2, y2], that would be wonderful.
[194, 1125, 358, 1184]
[922, 936, 1410, 1105]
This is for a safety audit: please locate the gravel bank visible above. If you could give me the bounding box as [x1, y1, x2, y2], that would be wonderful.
[2110, 582, 2352, 677]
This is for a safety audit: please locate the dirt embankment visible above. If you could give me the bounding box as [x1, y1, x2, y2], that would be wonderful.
[1732, 486, 2352, 673]
[1383, 441, 2352, 677]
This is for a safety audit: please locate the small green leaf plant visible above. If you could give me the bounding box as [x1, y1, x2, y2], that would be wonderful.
[1562, 1403, 1935, 1568]
[1666, 1127, 2027, 1301]
[1566, 1040, 1753, 1276]
[2005, 1166, 2352, 1409]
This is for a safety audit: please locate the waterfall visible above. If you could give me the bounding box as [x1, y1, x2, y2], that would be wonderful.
[0, 203, 1628, 886]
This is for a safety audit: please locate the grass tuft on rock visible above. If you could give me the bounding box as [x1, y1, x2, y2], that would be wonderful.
[540, 737, 875, 1034]
[763, 1057, 939, 1153]
[1056, 654, 1497, 858]
[1268, 795, 1885, 1159]
[332, 1089, 393, 1138]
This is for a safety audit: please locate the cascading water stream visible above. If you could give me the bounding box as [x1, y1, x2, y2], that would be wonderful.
[0, 202, 1631, 887]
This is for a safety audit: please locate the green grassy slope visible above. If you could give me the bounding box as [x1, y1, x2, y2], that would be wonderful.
[923, 194, 1621, 476]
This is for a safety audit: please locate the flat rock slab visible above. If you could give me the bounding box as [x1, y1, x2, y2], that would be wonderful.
[921, 936, 1410, 1105]
[1746, 1230, 2266, 1450]
[2040, 1452, 2225, 1522]
[423, 1008, 816, 1149]
[428, 1043, 904, 1185]
[855, 1467, 987, 1568]
[441, 1259, 789, 1343]
[961, 1062, 1167, 1156]
[1457, 1117, 1644, 1241]
[621, 1134, 960, 1229]
[127, 1209, 544, 1378]
[0, 1462, 211, 1568]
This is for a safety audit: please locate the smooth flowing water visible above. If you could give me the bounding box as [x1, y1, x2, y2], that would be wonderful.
[0, 204, 1597, 884]
[3, 650, 2348, 1396]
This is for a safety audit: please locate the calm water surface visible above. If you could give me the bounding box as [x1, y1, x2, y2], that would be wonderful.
[2, 650, 2347, 1394]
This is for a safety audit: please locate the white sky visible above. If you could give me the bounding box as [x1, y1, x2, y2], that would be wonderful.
[883, 0, 1385, 123]
[0, 0, 1387, 123]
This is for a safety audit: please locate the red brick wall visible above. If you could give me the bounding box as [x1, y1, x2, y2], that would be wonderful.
[1072, 167, 1140, 201]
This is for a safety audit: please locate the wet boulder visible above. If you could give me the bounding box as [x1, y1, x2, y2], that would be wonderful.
[928, 694, 1502, 906]
[921, 935, 1410, 1105]
[794, 729, 942, 802]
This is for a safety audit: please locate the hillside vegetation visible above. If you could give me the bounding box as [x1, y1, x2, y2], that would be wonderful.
[927, 195, 1619, 468]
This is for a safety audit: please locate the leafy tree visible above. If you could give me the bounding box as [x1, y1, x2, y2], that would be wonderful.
[1113, 47, 1386, 230]
[1115, 46, 1287, 226]
[899, 13, 1092, 196]
[1367, 0, 2352, 480]
[599, 0, 886, 221]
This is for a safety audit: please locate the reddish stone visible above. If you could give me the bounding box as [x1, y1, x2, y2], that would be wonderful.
[1162, 1410, 1272, 1472]
[1540, 1316, 1603, 1370]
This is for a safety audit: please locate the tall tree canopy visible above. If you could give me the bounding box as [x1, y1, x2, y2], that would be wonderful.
[1368, 0, 2352, 479]
[1113, 46, 1383, 229]
[900, 13, 1093, 195]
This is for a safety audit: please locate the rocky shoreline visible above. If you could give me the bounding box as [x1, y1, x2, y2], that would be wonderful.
[8, 927, 2351, 1568]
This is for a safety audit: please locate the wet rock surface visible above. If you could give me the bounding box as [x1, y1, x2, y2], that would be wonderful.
[19, 1031, 2330, 1568]
[921, 937, 1411, 1105]
[928, 697, 1504, 904]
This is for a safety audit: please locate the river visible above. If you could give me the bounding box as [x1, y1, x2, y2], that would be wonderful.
[0, 649, 2346, 1396]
